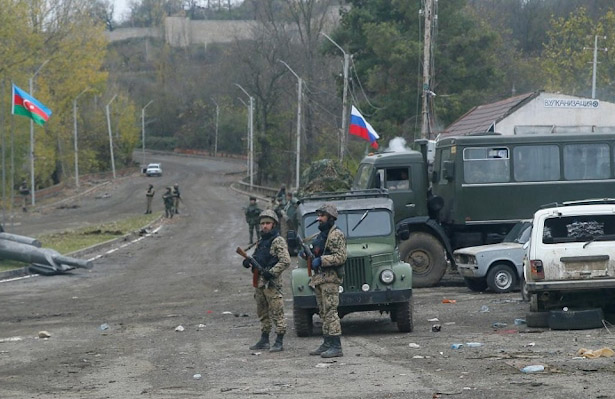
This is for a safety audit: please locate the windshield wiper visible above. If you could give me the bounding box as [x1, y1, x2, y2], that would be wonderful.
[352, 210, 370, 231]
[583, 237, 596, 248]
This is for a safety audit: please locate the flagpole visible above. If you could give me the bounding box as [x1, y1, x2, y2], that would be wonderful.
[106, 95, 118, 179]
[28, 59, 49, 206]
[73, 88, 90, 188]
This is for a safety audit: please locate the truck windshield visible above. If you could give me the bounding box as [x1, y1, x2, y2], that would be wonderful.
[303, 209, 392, 239]
[353, 163, 374, 189]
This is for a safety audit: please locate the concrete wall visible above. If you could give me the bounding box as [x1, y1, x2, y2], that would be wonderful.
[105, 27, 162, 42]
[495, 92, 615, 135]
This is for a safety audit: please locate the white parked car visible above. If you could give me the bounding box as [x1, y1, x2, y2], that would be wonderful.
[145, 163, 162, 177]
[455, 221, 531, 293]
[524, 199, 615, 328]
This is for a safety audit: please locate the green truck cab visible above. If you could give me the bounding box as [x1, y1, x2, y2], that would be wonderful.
[289, 190, 413, 336]
[354, 133, 615, 288]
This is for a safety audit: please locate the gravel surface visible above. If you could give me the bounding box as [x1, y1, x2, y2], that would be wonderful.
[1, 153, 615, 399]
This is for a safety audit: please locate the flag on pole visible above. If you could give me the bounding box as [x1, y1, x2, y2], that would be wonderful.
[349, 106, 379, 149]
[12, 84, 52, 126]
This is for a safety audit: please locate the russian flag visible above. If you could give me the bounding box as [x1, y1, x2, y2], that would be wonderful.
[349, 106, 379, 149]
[12, 84, 52, 126]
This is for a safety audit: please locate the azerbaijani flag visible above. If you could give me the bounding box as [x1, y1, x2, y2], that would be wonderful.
[349, 105, 379, 149]
[12, 84, 52, 126]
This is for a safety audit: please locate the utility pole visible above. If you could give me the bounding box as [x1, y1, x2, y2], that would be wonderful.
[235, 84, 254, 188]
[279, 60, 302, 191]
[421, 0, 434, 139]
[238, 97, 249, 178]
[588, 35, 608, 99]
[322, 32, 350, 161]
[141, 100, 154, 167]
[73, 88, 89, 188]
[28, 59, 49, 205]
[211, 98, 219, 157]
[105, 95, 118, 179]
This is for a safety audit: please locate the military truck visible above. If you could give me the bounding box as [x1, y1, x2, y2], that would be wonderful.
[289, 190, 413, 336]
[353, 133, 615, 287]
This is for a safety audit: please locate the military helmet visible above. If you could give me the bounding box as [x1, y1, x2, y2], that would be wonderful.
[317, 203, 338, 219]
[259, 209, 279, 224]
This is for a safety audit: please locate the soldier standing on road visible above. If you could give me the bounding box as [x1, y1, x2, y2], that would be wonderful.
[162, 187, 174, 218]
[245, 196, 262, 244]
[307, 203, 347, 358]
[172, 183, 181, 214]
[283, 192, 298, 232]
[145, 184, 155, 214]
[18, 179, 30, 213]
[242, 209, 291, 352]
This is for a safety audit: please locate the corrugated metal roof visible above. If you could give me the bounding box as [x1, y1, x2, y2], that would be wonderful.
[440, 92, 539, 136]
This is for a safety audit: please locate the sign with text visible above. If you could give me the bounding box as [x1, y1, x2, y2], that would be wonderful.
[544, 98, 599, 109]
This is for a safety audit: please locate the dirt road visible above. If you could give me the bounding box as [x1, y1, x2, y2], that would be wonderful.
[1, 153, 615, 399]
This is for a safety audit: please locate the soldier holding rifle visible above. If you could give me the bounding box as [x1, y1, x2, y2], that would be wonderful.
[304, 203, 347, 358]
[237, 209, 290, 352]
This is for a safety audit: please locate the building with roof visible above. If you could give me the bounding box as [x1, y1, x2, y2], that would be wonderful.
[440, 91, 615, 137]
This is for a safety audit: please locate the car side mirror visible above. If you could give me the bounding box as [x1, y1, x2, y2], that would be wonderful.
[442, 161, 455, 180]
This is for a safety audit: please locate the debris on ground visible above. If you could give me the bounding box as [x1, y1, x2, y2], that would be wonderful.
[99, 323, 110, 331]
[38, 331, 51, 339]
[408, 343, 420, 348]
[175, 325, 185, 332]
[576, 348, 615, 358]
[520, 365, 545, 373]
[442, 299, 456, 304]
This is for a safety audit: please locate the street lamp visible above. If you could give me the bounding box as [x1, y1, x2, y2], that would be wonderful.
[141, 100, 154, 167]
[73, 88, 89, 188]
[105, 94, 118, 179]
[211, 98, 219, 158]
[28, 59, 49, 205]
[238, 97, 250, 177]
[321, 32, 350, 161]
[278, 60, 302, 191]
[235, 83, 254, 188]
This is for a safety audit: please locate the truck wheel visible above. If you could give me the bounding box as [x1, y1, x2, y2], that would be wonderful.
[293, 306, 313, 337]
[486, 263, 517, 293]
[463, 277, 488, 292]
[399, 232, 446, 288]
[395, 299, 414, 333]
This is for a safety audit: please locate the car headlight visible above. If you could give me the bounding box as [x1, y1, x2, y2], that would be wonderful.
[380, 269, 395, 284]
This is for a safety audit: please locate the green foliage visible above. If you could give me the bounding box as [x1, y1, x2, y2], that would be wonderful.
[542, 8, 615, 99]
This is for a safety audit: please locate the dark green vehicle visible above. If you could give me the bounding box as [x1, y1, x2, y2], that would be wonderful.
[354, 133, 615, 287]
[289, 191, 413, 336]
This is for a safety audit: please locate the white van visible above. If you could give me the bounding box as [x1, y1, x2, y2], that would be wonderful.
[524, 199, 615, 328]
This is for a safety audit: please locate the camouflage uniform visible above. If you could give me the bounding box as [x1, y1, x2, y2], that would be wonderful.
[244, 209, 290, 352]
[308, 203, 347, 358]
[162, 187, 174, 218]
[253, 232, 291, 335]
[245, 198, 262, 244]
[172, 184, 181, 214]
[145, 184, 155, 214]
[310, 227, 347, 336]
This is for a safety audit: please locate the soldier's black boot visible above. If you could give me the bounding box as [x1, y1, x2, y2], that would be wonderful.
[321, 335, 343, 358]
[269, 333, 284, 352]
[309, 336, 331, 356]
[249, 332, 270, 350]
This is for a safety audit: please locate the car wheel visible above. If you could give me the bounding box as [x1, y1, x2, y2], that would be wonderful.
[463, 277, 488, 292]
[486, 263, 518, 293]
[548, 308, 604, 330]
[394, 299, 414, 333]
[293, 306, 313, 337]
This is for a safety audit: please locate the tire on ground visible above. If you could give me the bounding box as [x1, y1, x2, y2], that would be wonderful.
[486, 262, 518, 293]
[399, 232, 446, 288]
[525, 311, 549, 328]
[293, 306, 313, 337]
[548, 308, 604, 330]
[463, 277, 488, 292]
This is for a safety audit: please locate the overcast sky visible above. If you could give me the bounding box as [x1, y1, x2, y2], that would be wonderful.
[113, 0, 131, 21]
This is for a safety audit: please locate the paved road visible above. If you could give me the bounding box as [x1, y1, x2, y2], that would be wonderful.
[1, 153, 613, 398]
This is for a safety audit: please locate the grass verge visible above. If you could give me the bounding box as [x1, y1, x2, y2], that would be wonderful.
[0, 212, 161, 272]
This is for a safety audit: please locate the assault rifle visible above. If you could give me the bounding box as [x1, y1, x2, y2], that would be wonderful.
[236, 246, 267, 288]
[298, 232, 319, 277]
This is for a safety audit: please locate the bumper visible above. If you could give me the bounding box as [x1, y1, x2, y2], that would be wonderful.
[293, 288, 412, 309]
[527, 278, 615, 293]
[458, 264, 483, 278]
